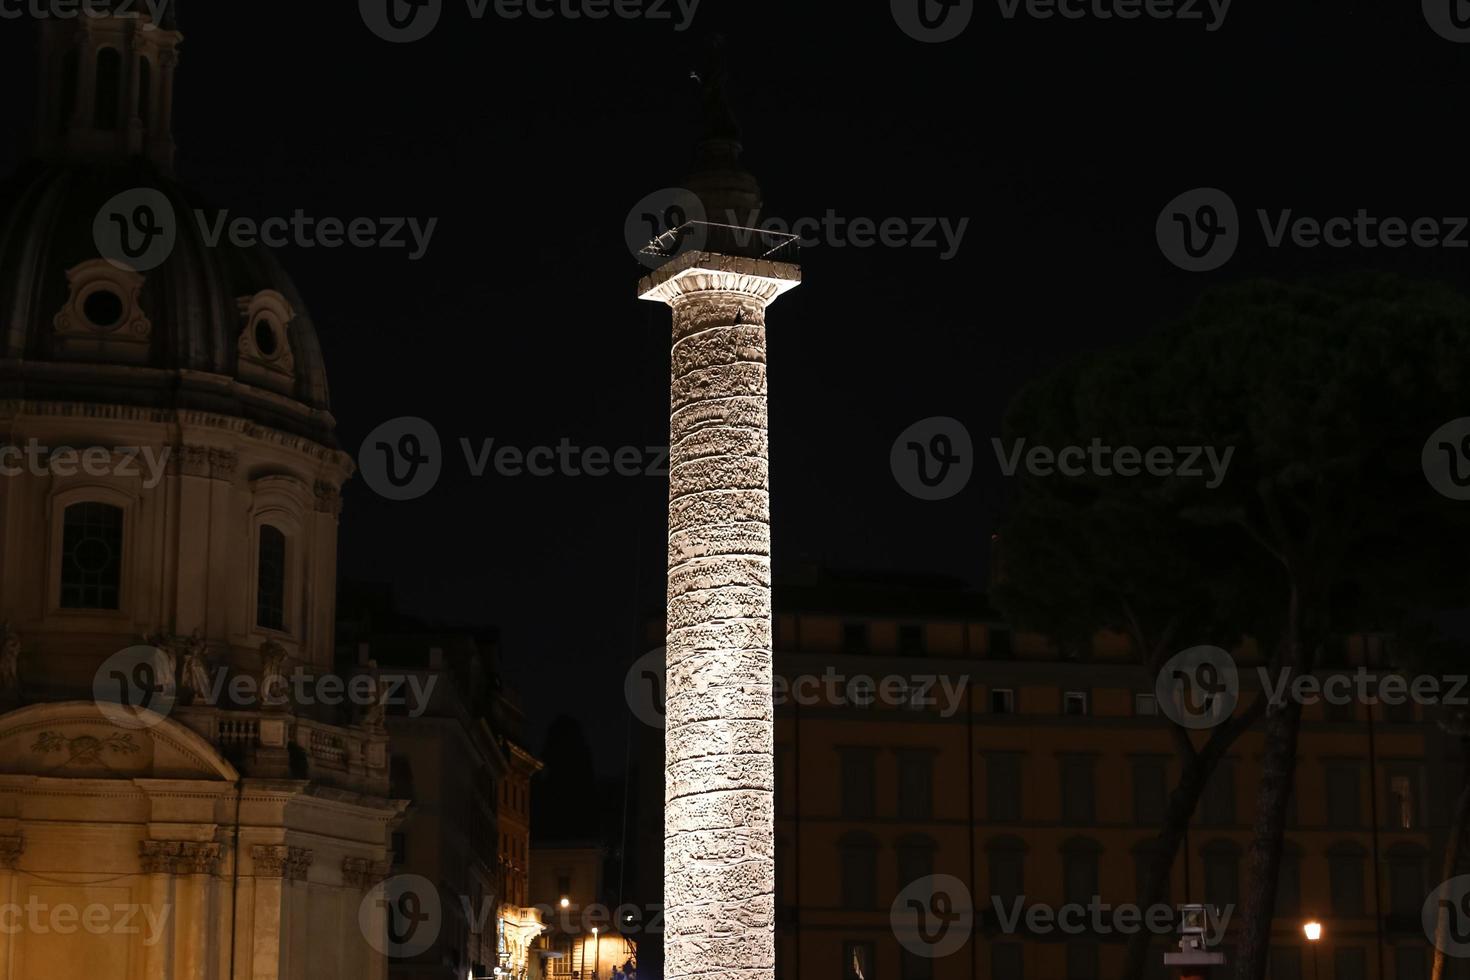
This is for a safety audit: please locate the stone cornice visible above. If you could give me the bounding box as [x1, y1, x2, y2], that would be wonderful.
[637, 252, 801, 307]
[0, 396, 353, 475]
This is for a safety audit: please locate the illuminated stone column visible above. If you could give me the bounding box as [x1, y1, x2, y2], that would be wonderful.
[639, 249, 799, 980]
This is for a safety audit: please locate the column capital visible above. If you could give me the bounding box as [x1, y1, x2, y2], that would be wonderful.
[0, 836, 23, 870]
[251, 844, 311, 881]
[638, 252, 801, 307]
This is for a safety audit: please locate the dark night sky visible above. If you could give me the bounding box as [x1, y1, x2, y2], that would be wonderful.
[2, 0, 1468, 771]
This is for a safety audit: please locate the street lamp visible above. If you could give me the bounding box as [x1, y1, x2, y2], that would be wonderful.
[592, 927, 601, 980]
[1303, 920, 1323, 980]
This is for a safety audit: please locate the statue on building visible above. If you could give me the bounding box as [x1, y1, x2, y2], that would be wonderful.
[0, 623, 20, 701]
[361, 659, 388, 731]
[259, 638, 290, 710]
[177, 629, 212, 705]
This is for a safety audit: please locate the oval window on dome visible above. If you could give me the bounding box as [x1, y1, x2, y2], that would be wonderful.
[82, 288, 125, 330]
[254, 318, 280, 358]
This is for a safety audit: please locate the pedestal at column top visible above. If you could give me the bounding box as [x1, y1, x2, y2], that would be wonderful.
[638, 251, 801, 307]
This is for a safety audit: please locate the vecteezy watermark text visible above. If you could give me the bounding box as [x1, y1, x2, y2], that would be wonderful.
[0, 440, 170, 489]
[0, 900, 169, 945]
[360, 0, 700, 43]
[0, 0, 170, 22]
[993, 437, 1235, 489]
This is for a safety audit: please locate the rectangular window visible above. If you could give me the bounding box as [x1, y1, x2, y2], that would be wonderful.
[256, 524, 287, 630]
[1329, 852, 1365, 915]
[1063, 691, 1089, 716]
[990, 942, 1023, 980]
[60, 502, 123, 610]
[842, 941, 875, 980]
[1060, 756, 1096, 824]
[991, 688, 1015, 715]
[988, 754, 1022, 822]
[1202, 760, 1236, 826]
[1268, 946, 1302, 980]
[1275, 851, 1301, 915]
[989, 627, 1014, 660]
[840, 843, 877, 910]
[1333, 947, 1366, 980]
[842, 622, 868, 654]
[1203, 851, 1238, 908]
[1133, 847, 1170, 905]
[899, 624, 924, 656]
[990, 849, 1024, 905]
[1063, 851, 1098, 906]
[897, 750, 934, 821]
[1065, 941, 1099, 980]
[897, 844, 934, 888]
[840, 749, 877, 819]
[1393, 945, 1426, 980]
[900, 947, 933, 980]
[1390, 771, 1419, 830]
[1132, 759, 1167, 826]
[1134, 693, 1158, 716]
[1327, 765, 1362, 828]
[1389, 857, 1426, 919]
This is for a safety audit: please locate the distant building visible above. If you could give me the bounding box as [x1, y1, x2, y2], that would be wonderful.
[768, 570, 1447, 980]
[531, 843, 635, 979]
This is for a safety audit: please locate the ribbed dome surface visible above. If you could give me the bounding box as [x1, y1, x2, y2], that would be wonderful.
[0, 159, 337, 447]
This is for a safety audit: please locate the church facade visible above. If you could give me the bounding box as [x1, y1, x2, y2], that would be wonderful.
[0, 6, 408, 978]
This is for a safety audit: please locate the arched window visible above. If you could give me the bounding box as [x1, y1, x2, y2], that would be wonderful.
[94, 48, 121, 129]
[256, 525, 286, 630]
[137, 57, 151, 125]
[60, 502, 123, 609]
[59, 48, 79, 136]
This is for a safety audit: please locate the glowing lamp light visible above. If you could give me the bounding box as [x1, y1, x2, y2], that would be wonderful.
[1303, 921, 1322, 942]
[560, 897, 570, 908]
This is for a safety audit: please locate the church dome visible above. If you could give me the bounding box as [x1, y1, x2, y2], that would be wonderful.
[0, 160, 337, 447]
[0, 8, 338, 448]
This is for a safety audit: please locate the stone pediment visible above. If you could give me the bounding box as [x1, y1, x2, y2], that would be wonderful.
[0, 701, 236, 781]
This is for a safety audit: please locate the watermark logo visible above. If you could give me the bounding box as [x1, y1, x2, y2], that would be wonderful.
[95, 189, 177, 273]
[892, 0, 974, 42]
[625, 646, 666, 730]
[359, 417, 443, 501]
[94, 645, 178, 729]
[362, 0, 699, 42]
[361, 0, 443, 42]
[626, 187, 708, 268]
[1156, 645, 1238, 729]
[359, 419, 671, 501]
[892, 874, 973, 958]
[1424, 875, 1470, 957]
[993, 437, 1234, 488]
[1424, 0, 1470, 42]
[1424, 418, 1470, 500]
[1157, 188, 1238, 272]
[891, 417, 973, 501]
[361, 874, 442, 958]
[94, 191, 436, 268]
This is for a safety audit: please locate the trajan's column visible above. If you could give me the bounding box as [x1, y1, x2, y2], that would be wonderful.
[637, 59, 800, 980]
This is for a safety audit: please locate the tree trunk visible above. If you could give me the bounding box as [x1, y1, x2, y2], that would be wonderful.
[1430, 735, 1470, 980]
[1122, 700, 1264, 980]
[1234, 580, 1315, 980]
